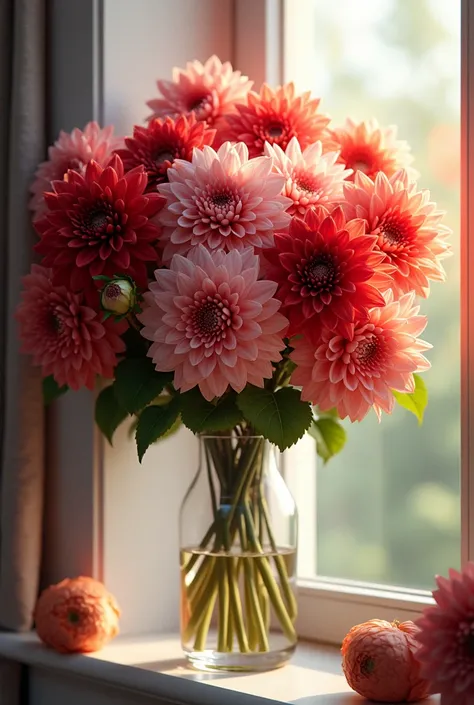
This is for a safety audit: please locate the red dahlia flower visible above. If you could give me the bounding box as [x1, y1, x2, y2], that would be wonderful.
[115, 115, 215, 191]
[263, 206, 388, 338]
[218, 83, 334, 157]
[34, 156, 165, 305]
[16, 265, 125, 390]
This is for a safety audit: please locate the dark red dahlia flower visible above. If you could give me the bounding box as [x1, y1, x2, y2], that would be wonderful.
[35, 156, 165, 305]
[115, 115, 215, 191]
[263, 206, 388, 338]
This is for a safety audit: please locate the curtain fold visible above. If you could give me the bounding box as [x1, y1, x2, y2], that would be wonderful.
[0, 0, 46, 683]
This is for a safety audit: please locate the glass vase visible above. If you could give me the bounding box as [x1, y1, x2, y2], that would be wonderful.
[179, 433, 298, 672]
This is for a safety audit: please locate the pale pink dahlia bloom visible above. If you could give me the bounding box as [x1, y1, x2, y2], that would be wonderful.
[29, 122, 121, 220]
[16, 265, 125, 390]
[158, 142, 291, 262]
[264, 137, 351, 216]
[342, 169, 451, 298]
[416, 564, 474, 705]
[290, 289, 431, 422]
[147, 55, 253, 130]
[139, 246, 288, 401]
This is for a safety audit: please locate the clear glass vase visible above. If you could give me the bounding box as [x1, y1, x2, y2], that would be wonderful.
[179, 433, 298, 672]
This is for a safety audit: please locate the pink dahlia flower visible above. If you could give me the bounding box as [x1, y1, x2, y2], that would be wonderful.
[158, 141, 291, 262]
[263, 206, 387, 338]
[264, 137, 352, 216]
[115, 115, 215, 191]
[342, 170, 451, 298]
[218, 82, 334, 157]
[139, 246, 288, 401]
[331, 118, 417, 181]
[16, 265, 125, 390]
[291, 289, 431, 422]
[30, 122, 121, 221]
[147, 55, 253, 131]
[416, 564, 474, 705]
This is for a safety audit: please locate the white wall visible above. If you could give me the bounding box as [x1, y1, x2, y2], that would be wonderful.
[43, 0, 234, 635]
[101, 0, 233, 635]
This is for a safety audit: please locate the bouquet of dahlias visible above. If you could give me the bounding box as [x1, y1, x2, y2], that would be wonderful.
[18, 56, 450, 660]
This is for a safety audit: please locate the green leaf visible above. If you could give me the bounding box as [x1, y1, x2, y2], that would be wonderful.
[121, 327, 148, 358]
[42, 376, 68, 406]
[162, 414, 182, 440]
[114, 357, 173, 414]
[180, 388, 243, 433]
[136, 397, 181, 462]
[392, 373, 428, 425]
[308, 417, 347, 464]
[95, 385, 128, 444]
[237, 385, 312, 451]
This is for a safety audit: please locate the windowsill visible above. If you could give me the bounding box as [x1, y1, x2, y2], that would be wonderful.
[0, 632, 439, 704]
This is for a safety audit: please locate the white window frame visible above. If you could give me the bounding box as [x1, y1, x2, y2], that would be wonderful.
[43, 0, 469, 647]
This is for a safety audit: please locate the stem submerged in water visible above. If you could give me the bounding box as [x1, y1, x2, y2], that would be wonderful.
[181, 433, 297, 654]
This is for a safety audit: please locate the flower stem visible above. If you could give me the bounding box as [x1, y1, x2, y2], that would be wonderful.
[217, 557, 230, 652]
[260, 496, 298, 621]
[183, 561, 219, 642]
[227, 555, 250, 653]
[243, 504, 297, 644]
[193, 582, 218, 651]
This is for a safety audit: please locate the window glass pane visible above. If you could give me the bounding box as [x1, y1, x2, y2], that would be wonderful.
[286, 0, 461, 590]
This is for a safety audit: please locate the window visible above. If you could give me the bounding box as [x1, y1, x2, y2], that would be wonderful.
[284, 0, 463, 637]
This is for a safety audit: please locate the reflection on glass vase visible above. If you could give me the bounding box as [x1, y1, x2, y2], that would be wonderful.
[180, 433, 298, 672]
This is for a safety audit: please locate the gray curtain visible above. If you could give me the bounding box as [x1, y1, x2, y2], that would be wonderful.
[0, 0, 46, 700]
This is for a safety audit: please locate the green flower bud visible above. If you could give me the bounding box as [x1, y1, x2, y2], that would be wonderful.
[101, 278, 136, 316]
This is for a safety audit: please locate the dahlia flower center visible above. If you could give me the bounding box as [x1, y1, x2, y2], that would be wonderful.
[352, 159, 371, 174]
[299, 254, 337, 294]
[188, 295, 234, 345]
[48, 309, 63, 334]
[74, 200, 121, 242]
[377, 211, 416, 253]
[355, 336, 380, 367]
[196, 187, 240, 235]
[195, 302, 221, 334]
[266, 122, 284, 138]
[90, 212, 109, 230]
[211, 192, 232, 208]
[464, 633, 474, 658]
[188, 93, 213, 118]
[458, 621, 474, 661]
[295, 173, 322, 195]
[153, 149, 175, 166]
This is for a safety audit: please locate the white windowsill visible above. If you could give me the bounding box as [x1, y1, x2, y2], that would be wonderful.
[0, 632, 440, 704]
